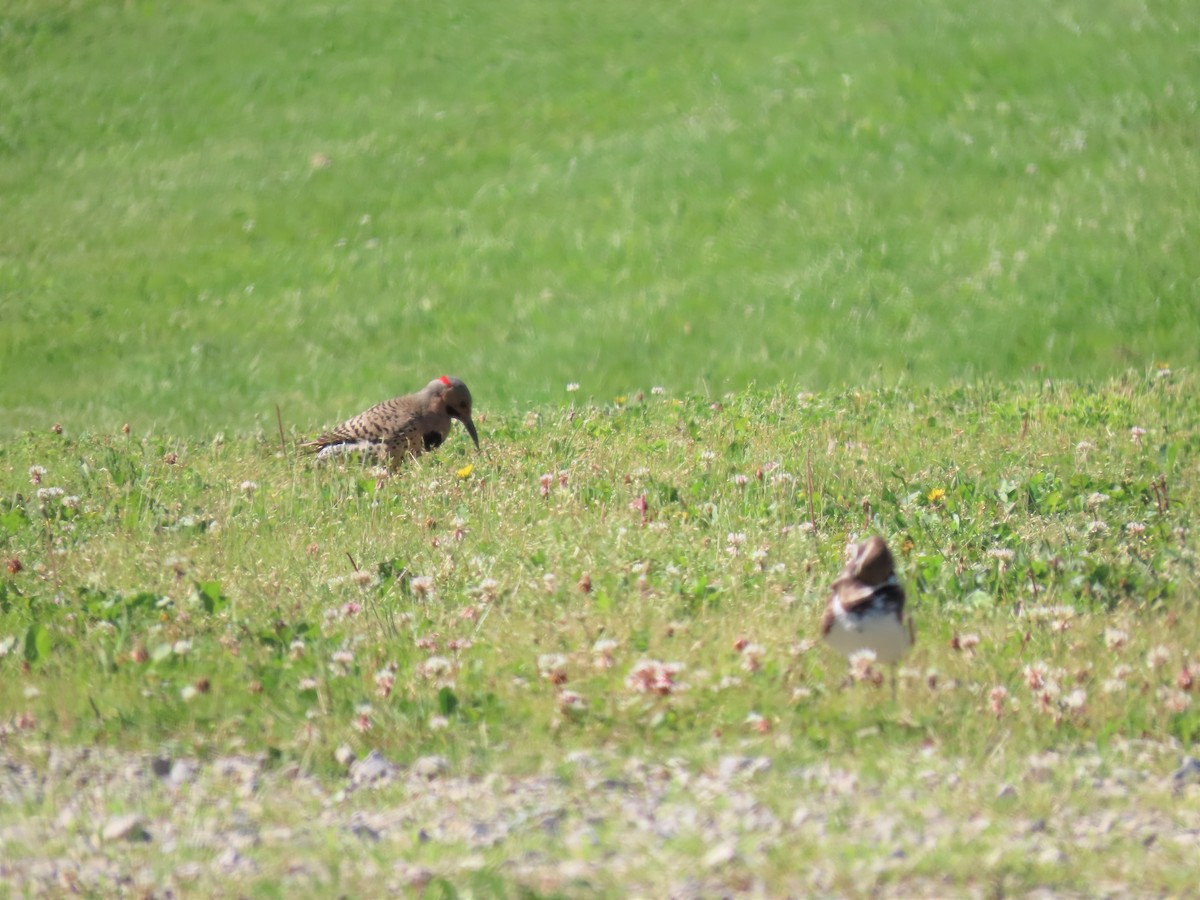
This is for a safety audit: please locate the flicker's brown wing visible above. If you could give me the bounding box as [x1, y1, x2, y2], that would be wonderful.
[305, 396, 421, 451]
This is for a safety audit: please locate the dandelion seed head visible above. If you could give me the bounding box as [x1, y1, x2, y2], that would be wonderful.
[849, 649, 879, 683]
[740, 644, 765, 673]
[625, 659, 684, 695]
[1147, 645, 1171, 670]
[1160, 688, 1190, 713]
[558, 690, 586, 712]
[537, 654, 569, 685]
[1024, 662, 1048, 691]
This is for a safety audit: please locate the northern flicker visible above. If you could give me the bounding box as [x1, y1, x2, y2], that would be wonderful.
[303, 375, 480, 467]
[820, 536, 913, 686]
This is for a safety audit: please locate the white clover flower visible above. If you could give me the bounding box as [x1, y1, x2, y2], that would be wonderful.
[537, 653, 569, 684]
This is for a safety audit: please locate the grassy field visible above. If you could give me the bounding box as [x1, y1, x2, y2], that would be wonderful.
[2, 0, 1198, 433]
[2, 0, 1200, 894]
[2, 374, 1198, 894]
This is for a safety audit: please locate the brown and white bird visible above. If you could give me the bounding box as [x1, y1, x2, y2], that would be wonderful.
[303, 375, 480, 467]
[820, 535, 913, 674]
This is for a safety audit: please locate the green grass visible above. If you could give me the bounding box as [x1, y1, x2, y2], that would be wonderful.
[2, 0, 1199, 893]
[2, 0, 1199, 433]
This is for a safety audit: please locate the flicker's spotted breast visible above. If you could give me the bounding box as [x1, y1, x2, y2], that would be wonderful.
[820, 535, 913, 666]
[303, 375, 480, 468]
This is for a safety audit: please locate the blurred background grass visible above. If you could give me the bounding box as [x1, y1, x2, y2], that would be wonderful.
[2, 0, 1197, 435]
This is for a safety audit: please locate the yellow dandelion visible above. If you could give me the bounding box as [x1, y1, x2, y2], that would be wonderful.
[927, 487, 946, 503]
[456, 464, 474, 479]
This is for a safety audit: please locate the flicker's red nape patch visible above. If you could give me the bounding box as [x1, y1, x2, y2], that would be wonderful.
[440, 375, 452, 386]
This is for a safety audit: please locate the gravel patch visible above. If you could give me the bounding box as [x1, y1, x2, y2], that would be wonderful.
[1, 738, 1198, 895]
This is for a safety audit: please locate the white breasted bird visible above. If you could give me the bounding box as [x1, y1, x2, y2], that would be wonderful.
[820, 535, 913, 686]
[303, 375, 480, 468]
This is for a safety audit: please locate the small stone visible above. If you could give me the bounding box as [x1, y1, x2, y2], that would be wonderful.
[412, 755, 449, 780]
[102, 814, 150, 843]
[704, 840, 738, 868]
[150, 757, 172, 778]
[1037, 845, 1066, 865]
[996, 783, 1018, 800]
[394, 863, 434, 888]
[565, 750, 598, 770]
[334, 745, 357, 769]
[351, 823, 380, 842]
[539, 810, 566, 836]
[717, 755, 770, 781]
[217, 847, 246, 872]
[169, 759, 197, 789]
[350, 750, 395, 786]
[1171, 756, 1200, 792]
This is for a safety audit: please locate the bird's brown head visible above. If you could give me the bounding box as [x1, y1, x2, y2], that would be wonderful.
[846, 535, 896, 586]
[431, 375, 480, 450]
